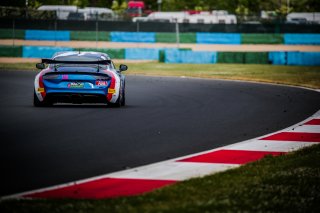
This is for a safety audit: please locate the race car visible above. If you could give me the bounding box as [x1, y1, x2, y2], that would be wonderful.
[34, 51, 127, 107]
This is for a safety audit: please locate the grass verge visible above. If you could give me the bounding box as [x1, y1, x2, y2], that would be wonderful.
[0, 62, 320, 89]
[1, 144, 320, 212]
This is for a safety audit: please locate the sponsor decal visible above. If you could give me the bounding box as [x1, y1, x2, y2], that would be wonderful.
[37, 87, 45, 92]
[96, 81, 108, 86]
[68, 82, 84, 88]
[108, 88, 116, 94]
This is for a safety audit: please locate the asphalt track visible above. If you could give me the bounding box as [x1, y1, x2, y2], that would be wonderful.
[0, 70, 319, 197]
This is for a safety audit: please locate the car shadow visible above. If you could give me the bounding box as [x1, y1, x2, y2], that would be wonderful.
[32, 104, 136, 109]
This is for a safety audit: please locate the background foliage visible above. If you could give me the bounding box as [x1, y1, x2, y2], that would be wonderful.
[0, 0, 319, 15]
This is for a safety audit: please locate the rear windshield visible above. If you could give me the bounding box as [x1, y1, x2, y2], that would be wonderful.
[54, 55, 102, 62]
[50, 55, 112, 70]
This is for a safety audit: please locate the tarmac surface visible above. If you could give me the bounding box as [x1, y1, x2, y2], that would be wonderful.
[0, 70, 319, 196]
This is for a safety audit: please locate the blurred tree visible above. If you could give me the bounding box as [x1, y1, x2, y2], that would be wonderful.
[144, 0, 157, 10]
[276, 4, 292, 17]
[0, 0, 113, 8]
[72, 0, 88, 7]
[111, 0, 119, 11]
[305, 0, 320, 12]
[0, 0, 25, 7]
[86, 0, 112, 7]
[111, 0, 127, 15]
[235, 4, 249, 16]
[0, 0, 319, 13]
[120, 1, 127, 11]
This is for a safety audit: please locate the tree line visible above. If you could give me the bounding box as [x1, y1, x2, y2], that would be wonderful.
[1, 0, 319, 15]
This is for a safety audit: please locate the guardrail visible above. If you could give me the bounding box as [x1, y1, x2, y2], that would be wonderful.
[1, 29, 320, 45]
[196, 33, 241, 44]
[1, 45, 319, 66]
[22, 46, 73, 58]
[284, 34, 320, 45]
[25, 30, 70, 41]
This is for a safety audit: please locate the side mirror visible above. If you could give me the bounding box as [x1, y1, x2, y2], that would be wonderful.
[36, 63, 45, 69]
[119, 64, 128, 72]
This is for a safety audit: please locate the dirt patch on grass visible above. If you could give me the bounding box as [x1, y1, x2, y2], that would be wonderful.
[0, 57, 40, 63]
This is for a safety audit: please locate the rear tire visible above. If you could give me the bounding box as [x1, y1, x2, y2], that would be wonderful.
[33, 89, 51, 107]
[108, 98, 121, 108]
[121, 88, 125, 106]
[108, 83, 125, 108]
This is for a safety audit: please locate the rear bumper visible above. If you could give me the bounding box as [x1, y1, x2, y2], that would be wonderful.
[45, 93, 108, 104]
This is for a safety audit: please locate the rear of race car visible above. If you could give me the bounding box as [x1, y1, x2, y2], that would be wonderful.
[34, 67, 121, 106]
[33, 51, 127, 107]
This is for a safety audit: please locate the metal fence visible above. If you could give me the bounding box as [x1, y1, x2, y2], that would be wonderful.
[1, 18, 320, 33]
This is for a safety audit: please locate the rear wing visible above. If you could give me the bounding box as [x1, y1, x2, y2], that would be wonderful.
[41, 59, 111, 65]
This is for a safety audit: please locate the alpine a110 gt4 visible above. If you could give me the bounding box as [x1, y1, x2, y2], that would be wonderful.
[34, 51, 127, 107]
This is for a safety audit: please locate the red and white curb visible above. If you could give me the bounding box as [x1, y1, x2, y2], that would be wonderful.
[2, 110, 320, 200]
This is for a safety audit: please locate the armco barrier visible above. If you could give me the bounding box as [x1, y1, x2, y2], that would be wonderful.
[159, 48, 193, 62]
[8, 44, 320, 66]
[125, 48, 159, 60]
[217, 52, 269, 64]
[180, 33, 197, 43]
[245, 52, 269, 64]
[22, 46, 73, 58]
[0, 45, 22, 57]
[71, 31, 109, 41]
[79, 48, 125, 59]
[156, 33, 176, 43]
[241, 34, 283, 44]
[0, 29, 25, 39]
[217, 52, 245, 63]
[106, 48, 125, 59]
[159, 50, 165, 62]
[164, 49, 181, 63]
[268, 52, 286, 65]
[155, 33, 196, 43]
[25, 30, 70, 41]
[164, 49, 217, 64]
[287, 52, 320, 66]
[110, 32, 155, 43]
[284, 34, 320, 45]
[196, 33, 241, 44]
[179, 50, 217, 64]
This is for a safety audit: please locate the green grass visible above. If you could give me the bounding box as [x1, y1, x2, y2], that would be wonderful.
[126, 63, 320, 89]
[0, 63, 38, 71]
[1, 62, 320, 89]
[1, 144, 320, 212]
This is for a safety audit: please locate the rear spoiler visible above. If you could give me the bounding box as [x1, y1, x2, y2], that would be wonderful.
[41, 59, 111, 65]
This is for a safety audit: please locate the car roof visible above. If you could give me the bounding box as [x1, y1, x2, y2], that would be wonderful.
[53, 51, 111, 60]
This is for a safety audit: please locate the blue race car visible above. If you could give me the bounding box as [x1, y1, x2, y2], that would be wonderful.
[34, 51, 127, 107]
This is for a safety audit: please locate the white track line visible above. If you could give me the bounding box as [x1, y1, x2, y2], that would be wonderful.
[108, 162, 239, 181]
[226, 140, 318, 152]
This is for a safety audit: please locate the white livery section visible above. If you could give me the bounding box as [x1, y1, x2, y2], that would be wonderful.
[34, 73, 43, 101]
